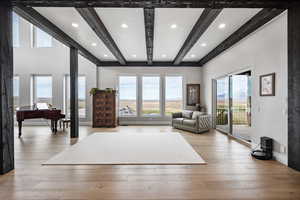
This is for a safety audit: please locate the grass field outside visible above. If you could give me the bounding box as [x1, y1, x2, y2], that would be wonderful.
[119, 100, 182, 116]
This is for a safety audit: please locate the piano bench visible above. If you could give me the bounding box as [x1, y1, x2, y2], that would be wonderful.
[60, 119, 71, 131]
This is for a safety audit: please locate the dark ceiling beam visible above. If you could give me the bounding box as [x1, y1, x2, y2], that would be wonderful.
[144, 8, 154, 65]
[11, 0, 299, 8]
[13, 6, 101, 65]
[76, 7, 126, 65]
[173, 8, 222, 65]
[98, 61, 200, 67]
[198, 8, 285, 66]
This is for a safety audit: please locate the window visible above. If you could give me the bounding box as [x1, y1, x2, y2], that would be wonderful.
[33, 26, 52, 48]
[119, 76, 137, 116]
[13, 12, 20, 47]
[118, 75, 184, 118]
[64, 75, 86, 118]
[13, 76, 20, 111]
[142, 76, 160, 116]
[32, 75, 52, 105]
[165, 76, 183, 115]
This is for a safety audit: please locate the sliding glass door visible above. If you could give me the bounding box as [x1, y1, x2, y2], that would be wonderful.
[216, 77, 230, 133]
[214, 71, 252, 142]
[231, 73, 252, 142]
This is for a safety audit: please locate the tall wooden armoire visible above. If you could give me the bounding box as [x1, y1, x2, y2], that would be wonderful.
[92, 90, 118, 127]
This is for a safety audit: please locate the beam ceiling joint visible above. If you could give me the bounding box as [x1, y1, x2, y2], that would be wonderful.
[173, 8, 222, 65]
[76, 7, 126, 65]
[198, 8, 285, 66]
[13, 5, 101, 65]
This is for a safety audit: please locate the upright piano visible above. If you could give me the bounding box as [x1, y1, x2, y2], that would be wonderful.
[16, 103, 65, 137]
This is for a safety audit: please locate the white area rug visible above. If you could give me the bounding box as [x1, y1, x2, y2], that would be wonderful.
[43, 132, 206, 165]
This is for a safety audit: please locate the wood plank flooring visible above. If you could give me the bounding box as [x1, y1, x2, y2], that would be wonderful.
[0, 126, 300, 200]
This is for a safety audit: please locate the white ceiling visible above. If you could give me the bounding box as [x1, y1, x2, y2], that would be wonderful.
[153, 8, 204, 61]
[34, 7, 117, 61]
[95, 8, 147, 61]
[32, 8, 262, 64]
[183, 8, 261, 62]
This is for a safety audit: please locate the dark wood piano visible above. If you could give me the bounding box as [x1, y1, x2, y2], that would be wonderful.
[16, 103, 65, 137]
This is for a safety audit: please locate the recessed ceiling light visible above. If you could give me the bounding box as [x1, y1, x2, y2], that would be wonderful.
[190, 54, 196, 58]
[72, 23, 79, 28]
[132, 54, 137, 58]
[218, 23, 226, 29]
[91, 43, 97, 46]
[121, 23, 128, 28]
[201, 43, 207, 47]
[162, 54, 167, 58]
[170, 24, 177, 29]
[104, 54, 108, 57]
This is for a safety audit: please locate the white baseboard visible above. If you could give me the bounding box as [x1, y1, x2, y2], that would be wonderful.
[273, 151, 288, 165]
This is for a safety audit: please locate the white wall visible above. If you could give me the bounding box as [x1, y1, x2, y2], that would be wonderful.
[98, 67, 202, 124]
[201, 12, 288, 164]
[14, 16, 97, 124]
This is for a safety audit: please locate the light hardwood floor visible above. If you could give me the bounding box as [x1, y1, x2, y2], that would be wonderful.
[0, 125, 300, 200]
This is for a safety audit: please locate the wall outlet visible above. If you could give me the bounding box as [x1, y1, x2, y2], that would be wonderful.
[280, 145, 286, 153]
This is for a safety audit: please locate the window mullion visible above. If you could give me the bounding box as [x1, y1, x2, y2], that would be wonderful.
[161, 76, 165, 117]
[137, 75, 142, 118]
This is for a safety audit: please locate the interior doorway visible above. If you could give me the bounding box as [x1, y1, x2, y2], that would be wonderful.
[213, 70, 252, 143]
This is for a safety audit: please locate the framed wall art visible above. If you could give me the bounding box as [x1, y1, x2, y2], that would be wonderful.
[186, 84, 200, 106]
[260, 73, 275, 96]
